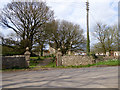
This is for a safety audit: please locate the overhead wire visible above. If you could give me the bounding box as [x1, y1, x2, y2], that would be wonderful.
[47, 1, 100, 27]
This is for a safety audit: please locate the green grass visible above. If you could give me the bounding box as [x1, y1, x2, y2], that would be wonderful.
[2, 58, 120, 72]
[30, 57, 39, 60]
[30, 56, 48, 60]
[29, 56, 52, 68]
[41, 59, 120, 69]
[30, 57, 43, 68]
[95, 59, 120, 66]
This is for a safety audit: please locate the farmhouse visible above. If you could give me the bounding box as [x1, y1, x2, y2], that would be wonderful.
[96, 51, 120, 56]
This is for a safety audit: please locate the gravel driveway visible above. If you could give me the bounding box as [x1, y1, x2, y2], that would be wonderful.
[2, 66, 119, 88]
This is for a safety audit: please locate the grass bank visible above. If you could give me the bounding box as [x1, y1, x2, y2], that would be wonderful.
[41, 59, 120, 68]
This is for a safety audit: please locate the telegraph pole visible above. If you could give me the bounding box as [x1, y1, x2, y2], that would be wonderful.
[86, 0, 90, 55]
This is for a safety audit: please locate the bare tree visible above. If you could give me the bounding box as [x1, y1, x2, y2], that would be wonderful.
[93, 23, 109, 54]
[105, 25, 117, 54]
[93, 23, 118, 54]
[46, 20, 86, 55]
[34, 26, 49, 56]
[0, 1, 54, 51]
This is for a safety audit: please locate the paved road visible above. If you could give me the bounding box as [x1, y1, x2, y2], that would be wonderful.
[2, 66, 119, 88]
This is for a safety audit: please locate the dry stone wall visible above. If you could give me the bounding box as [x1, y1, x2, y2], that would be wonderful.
[2, 56, 29, 69]
[62, 55, 95, 66]
[2, 47, 31, 69]
[103, 56, 118, 61]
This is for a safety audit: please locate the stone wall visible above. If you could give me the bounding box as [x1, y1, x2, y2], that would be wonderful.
[2, 56, 29, 69]
[1, 47, 31, 69]
[90, 56, 119, 63]
[56, 52, 119, 66]
[62, 55, 95, 66]
[103, 56, 118, 61]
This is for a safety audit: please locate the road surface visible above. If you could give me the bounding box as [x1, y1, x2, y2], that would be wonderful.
[2, 66, 119, 88]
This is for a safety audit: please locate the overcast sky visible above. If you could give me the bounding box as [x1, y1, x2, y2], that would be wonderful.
[0, 0, 119, 46]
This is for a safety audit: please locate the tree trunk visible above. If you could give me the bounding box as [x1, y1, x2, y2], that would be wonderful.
[40, 44, 43, 56]
[102, 44, 106, 55]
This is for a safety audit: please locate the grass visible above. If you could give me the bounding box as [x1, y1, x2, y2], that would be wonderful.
[41, 59, 120, 69]
[30, 56, 48, 60]
[29, 55, 55, 68]
[29, 56, 51, 68]
[95, 59, 120, 66]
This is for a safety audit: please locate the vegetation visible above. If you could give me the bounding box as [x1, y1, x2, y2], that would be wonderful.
[29, 55, 55, 68]
[0, 1, 86, 56]
[46, 20, 86, 55]
[41, 59, 120, 68]
[92, 23, 118, 54]
[0, 1, 54, 53]
[2, 57, 119, 72]
[2, 46, 23, 56]
[2, 56, 52, 71]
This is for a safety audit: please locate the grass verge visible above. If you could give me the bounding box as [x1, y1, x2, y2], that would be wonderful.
[2, 59, 120, 72]
[41, 59, 120, 69]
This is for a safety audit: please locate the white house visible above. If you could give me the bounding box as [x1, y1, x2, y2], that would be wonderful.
[96, 53, 105, 56]
[106, 51, 120, 56]
[49, 46, 56, 55]
[114, 51, 120, 56]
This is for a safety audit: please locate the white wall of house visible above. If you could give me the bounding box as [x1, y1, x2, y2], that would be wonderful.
[49, 47, 56, 54]
[106, 52, 110, 56]
[114, 51, 120, 56]
[74, 52, 86, 56]
[96, 51, 120, 56]
[96, 53, 105, 56]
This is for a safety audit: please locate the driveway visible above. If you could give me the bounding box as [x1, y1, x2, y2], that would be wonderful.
[2, 66, 119, 88]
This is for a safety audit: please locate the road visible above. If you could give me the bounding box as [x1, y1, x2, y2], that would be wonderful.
[2, 66, 119, 88]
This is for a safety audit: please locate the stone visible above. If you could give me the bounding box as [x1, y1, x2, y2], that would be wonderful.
[24, 47, 31, 66]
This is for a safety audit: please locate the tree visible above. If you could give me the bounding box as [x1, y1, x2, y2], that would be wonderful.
[0, 1, 54, 51]
[111, 25, 119, 51]
[0, 32, 4, 45]
[46, 20, 86, 55]
[1, 33, 19, 47]
[105, 25, 117, 54]
[93, 23, 118, 54]
[93, 23, 109, 54]
[34, 26, 49, 56]
[91, 42, 106, 54]
[0, 33, 23, 55]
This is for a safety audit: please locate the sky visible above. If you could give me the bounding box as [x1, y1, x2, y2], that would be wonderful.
[0, 0, 119, 46]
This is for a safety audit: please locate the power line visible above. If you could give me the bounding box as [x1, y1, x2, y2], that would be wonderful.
[89, 12, 98, 25]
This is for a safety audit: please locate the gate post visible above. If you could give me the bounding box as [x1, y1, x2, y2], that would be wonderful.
[24, 47, 31, 67]
[56, 51, 62, 66]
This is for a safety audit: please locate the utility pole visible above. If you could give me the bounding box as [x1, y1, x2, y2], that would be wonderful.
[86, 0, 90, 55]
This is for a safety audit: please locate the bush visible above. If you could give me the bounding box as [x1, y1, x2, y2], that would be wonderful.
[90, 54, 98, 59]
[30, 52, 38, 57]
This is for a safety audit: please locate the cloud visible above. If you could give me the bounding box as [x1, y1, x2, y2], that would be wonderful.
[46, 0, 118, 45]
[0, 0, 119, 45]
[47, 0, 118, 26]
